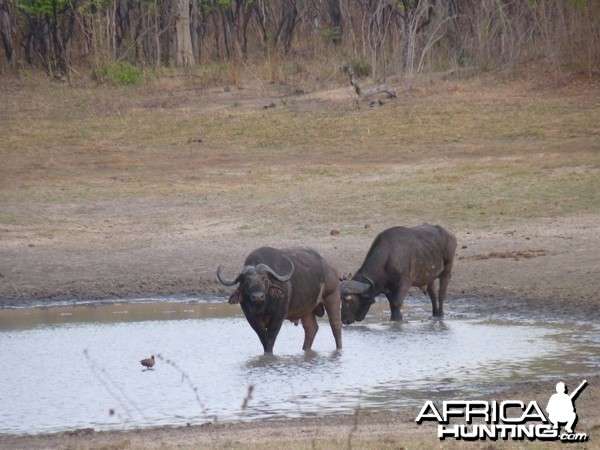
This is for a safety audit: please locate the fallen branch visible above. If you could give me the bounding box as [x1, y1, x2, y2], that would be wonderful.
[342, 64, 397, 107]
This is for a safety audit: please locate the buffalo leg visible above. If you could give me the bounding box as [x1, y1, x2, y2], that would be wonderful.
[386, 281, 410, 322]
[240, 303, 268, 350]
[323, 293, 343, 350]
[247, 317, 279, 354]
[241, 303, 283, 354]
[300, 313, 319, 351]
[262, 323, 284, 353]
[427, 281, 440, 317]
[437, 237, 456, 317]
[437, 273, 449, 317]
[262, 312, 287, 353]
[437, 256, 454, 317]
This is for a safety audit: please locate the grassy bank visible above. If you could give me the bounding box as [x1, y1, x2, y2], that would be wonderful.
[1, 73, 598, 241]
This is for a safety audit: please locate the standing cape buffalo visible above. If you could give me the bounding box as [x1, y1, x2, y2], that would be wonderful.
[217, 246, 343, 353]
[340, 224, 456, 324]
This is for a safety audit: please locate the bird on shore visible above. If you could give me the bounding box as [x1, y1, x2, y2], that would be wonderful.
[140, 355, 155, 370]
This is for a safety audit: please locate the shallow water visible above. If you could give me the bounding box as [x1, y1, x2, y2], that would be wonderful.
[0, 297, 598, 435]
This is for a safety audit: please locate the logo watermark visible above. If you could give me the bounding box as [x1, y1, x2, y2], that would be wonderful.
[415, 379, 589, 442]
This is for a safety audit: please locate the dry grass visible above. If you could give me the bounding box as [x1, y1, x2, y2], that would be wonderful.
[0, 71, 599, 243]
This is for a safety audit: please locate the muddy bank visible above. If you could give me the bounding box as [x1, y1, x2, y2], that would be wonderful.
[2, 214, 599, 310]
[1, 376, 599, 449]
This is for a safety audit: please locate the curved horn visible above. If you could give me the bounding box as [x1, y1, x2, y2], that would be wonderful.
[340, 279, 371, 295]
[256, 258, 294, 282]
[217, 265, 255, 286]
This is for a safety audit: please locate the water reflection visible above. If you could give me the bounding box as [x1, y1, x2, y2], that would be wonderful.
[0, 297, 598, 436]
[0, 299, 240, 330]
[245, 348, 342, 369]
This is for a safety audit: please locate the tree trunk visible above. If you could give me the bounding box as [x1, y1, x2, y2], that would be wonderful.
[327, 0, 341, 45]
[190, 0, 199, 62]
[175, 0, 194, 67]
[0, 0, 15, 69]
[274, 0, 298, 54]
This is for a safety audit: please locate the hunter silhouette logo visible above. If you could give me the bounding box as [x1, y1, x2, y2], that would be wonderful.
[415, 379, 589, 442]
[547, 380, 587, 435]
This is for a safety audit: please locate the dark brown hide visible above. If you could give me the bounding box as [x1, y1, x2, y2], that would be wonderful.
[218, 247, 342, 353]
[340, 224, 456, 323]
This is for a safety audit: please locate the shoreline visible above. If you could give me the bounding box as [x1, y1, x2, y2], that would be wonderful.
[2, 214, 599, 309]
[2, 377, 598, 448]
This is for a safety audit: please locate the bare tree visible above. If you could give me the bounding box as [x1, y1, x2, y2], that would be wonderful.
[273, 0, 300, 54]
[175, 0, 194, 66]
[0, 0, 15, 70]
[0, 0, 597, 80]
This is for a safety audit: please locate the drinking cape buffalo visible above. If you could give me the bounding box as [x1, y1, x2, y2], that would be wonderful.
[217, 246, 343, 353]
[340, 224, 456, 324]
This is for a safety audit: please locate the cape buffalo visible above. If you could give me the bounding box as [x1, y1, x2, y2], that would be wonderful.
[340, 224, 456, 324]
[217, 246, 343, 353]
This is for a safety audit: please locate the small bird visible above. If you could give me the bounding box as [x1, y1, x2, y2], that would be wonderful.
[140, 355, 155, 370]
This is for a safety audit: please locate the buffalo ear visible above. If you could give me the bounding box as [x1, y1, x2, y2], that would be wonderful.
[228, 290, 242, 305]
[269, 285, 285, 300]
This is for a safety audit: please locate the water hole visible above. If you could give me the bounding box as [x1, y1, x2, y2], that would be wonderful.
[0, 296, 598, 435]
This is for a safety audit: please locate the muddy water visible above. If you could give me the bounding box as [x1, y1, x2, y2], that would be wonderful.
[0, 297, 598, 436]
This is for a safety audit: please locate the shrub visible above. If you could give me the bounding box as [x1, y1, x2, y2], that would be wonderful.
[351, 59, 371, 78]
[94, 62, 143, 86]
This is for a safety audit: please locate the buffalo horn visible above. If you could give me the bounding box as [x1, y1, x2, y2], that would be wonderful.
[340, 279, 371, 295]
[255, 259, 294, 282]
[216, 265, 255, 286]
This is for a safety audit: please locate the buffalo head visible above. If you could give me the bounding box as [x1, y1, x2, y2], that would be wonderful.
[217, 260, 294, 308]
[340, 279, 374, 325]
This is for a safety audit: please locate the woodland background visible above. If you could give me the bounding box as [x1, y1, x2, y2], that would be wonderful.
[0, 0, 599, 83]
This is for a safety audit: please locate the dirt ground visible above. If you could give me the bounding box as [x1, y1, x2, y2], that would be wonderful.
[1, 212, 599, 318]
[1, 214, 598, 448]
[0, 71, 599, 448]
